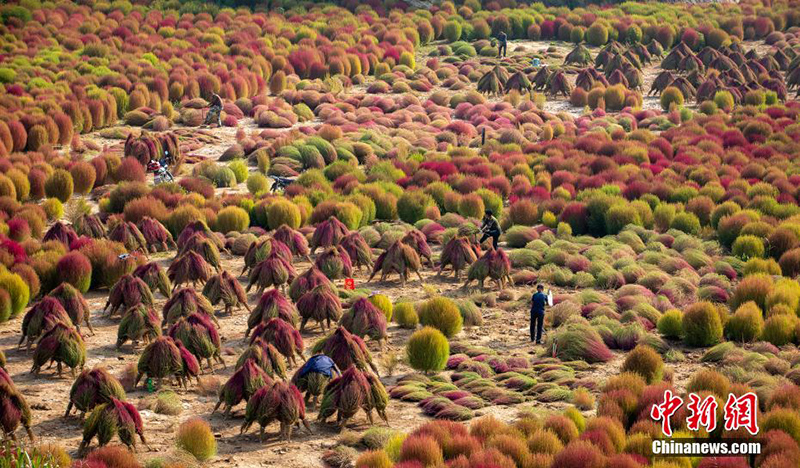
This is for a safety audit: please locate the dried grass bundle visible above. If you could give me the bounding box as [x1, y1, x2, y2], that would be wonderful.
[247, 253, 296, 295]
[116, 304, 161, 350]
[79, 397, 148, 454]
[341, 232, 373, 271]
[298, 285, 342, 332]
[168, 251, 214, 291]
[247, 289, 299, 336]
[162, 287, 217, 328]
[137, 217, 176, 252]
[31, 322, 86, 377]
[249, 318, 305, 366]
[66, 367, 126, 418]
[103, 275, 154, 317]
[439, 236, 479, 279]
[213, 359, 272, 416]
[241, 381, 311, 441]
[133, 262, 172, 297]
[203, 270, 250, 315]
[369, 241, 423, 284]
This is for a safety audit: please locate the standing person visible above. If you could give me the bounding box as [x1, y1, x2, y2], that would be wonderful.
[204, 93, 223, 127]
[530, 284, 548, 344]
[498, 31, 508, 57]
[479, 209, 502, 249]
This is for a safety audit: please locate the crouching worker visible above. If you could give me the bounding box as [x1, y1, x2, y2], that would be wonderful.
[479, 209, 502, 249]
[530, 284, 548, 344]
[203, 93, 223, 127]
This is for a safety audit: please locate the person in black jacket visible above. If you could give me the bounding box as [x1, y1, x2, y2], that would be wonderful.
[498, 31, 508, 57]
[479, 210, 501, 249]
[530, 284, 547, 344]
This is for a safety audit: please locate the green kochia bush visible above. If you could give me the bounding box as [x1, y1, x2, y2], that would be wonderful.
[215, 206, 250, 234]
[45, 169, 74, 203]
[397, 191, 434, 224]
[682, 302, 723, 347]
[406, 327, 449, 373]
[418, 297, 463, 338]
[393, 302, 419, 329]
[620, 344, 663, 384]
[724, 301, 763, 343]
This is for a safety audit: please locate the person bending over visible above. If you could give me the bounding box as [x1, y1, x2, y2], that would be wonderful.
[479, 210, 502, 249]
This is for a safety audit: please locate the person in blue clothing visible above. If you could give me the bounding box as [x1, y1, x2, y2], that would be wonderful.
[530, 283, 548, 344]
[498, 31, 508, 57]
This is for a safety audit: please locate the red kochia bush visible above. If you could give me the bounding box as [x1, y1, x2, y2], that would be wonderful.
[114, 157, 146, 183]
[55, 251, 93, 294]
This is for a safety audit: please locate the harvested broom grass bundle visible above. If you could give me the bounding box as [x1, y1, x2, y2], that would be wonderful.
[43, 221, 79, 247]
[318, 367, 388, 428]
[79, 397, 148, 454]
[438, 236, 479, 279]
[340, 297, 388, 343]
[273, 225, 311, 260]
[289, 267, 333, 302]
[341, 232, 373, 271]
[464, 247, 513, 290]
[116, 304, 161, 350]
[213, 359, 272, 416]
[31, 322, 86, 377]
[315, 246, 353, 280]
[311, 217, 349, 253]
[109, 221, 148, 254]
[506, 71, 532, 92]
[565, 44, 592, 66]
[544, 320, 614, 363]
[241, 381, 311, 442]
[168, 313, 224, 371]
[247, 252, 296, 295]
[175, 339, 201, 388]
[75, 214, 107, 239]
[177, 221, 224, 251]
[249, 318, 305, 366]
[134, 336, 182, 389]
[236, 337, 287, 379]
[292, 354, 340, 406]
[246, 289, 299, 336]
[124, 130, 181, 169]
[0, 380, 34, 441]
[203, 270, 250, 315]
[402, 230, 433, 267]
[312, 327, 379, 374]
[19, 297, 72, 351]
[133, 262, 172, 297]
[48, 282, 94, 335]
[65, 367, 126, 418]
[368, 240, 423, 284]
[546, 70, 573, 98]
[477, 66, 507, 96]
[168, 251, 214, 291]
[298, 284, 342, 332]
[178, 232, 223, 271]
[103, 275, 154, 317]
[138, 217, 176, 252]
[163, 287, 217, 328]
[242, 237, 293, 275]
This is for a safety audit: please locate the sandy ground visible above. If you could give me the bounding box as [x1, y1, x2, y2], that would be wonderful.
[0, 37, 748, 466]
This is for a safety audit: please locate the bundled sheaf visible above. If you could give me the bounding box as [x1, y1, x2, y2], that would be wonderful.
[247, 289, 299, 336]
[43, 221, 79, 247]
[203, 270, 250, 315]
[312, 327, 379, 374]
[177, 221, 224, 251]
[236, 337, 287, 379]
[133, 262, 172, 298]
[168, 251, 214, 291]
[273, 225, 311, 260]
[0, 376, 34, 441]
[250, 318, 305, 366]
[369, 240, 424, 284]
[241, 381, 311, 442]
[19, 297, 72, 350]
[175, 339, 201, 388]
[163, 287, 217, 327]
[340, 232, 373, 271]
[31, 322, 86, 377]
[318, 367, 388, 428]
[506, 71, 532, 92]
[242, 237, 293, 275]
[477, 67, 505, 96]
[109, 221, 148, 254]
[79, 397, 148, 454]
[137, 217, 176, 252]
[134, 336, 183, 388]
[340, 297, 388, 342]
[116, 304, 161, 350]
[315, 246, 353, 280]
[402, 230, 433, 267]
[65, 367, 126, 418]
[103, 274, 154, 317]
[298, 284, 342, 332]
[213, 359, 273, 416]
[48, 282, 93, 335]
[292, 354, 341, 407]
[168, 313, 225, 371]
[438, 236, 479, 279]
[75, 214, 107, 239]
[464, 248, 513, 290]
[178, 232, 223, 271]
[289, 267, 333, 302]
[124, 130, 181, 169]
[311, 217, 350, 253]
[247, 252, 296, 295]
[565, 44, 592, 66]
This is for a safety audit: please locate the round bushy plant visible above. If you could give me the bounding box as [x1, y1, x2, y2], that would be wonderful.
[761, 315, 796, 346]
[418, 296, 463, 338]
[0, 270, 29, 321]
[44, 169, 74, 203]
[55, 251, 92, 293]
[724, 301, 763, 342]
[215, 206, 250, 234]
[397, 191, 434, 224]
[660, 87, 684, 111]
[620, 344, 663, 384]
[69, 162, 96, 195]
[369, 294, 393, 322]
[682, 301, 723, 347]
[670, 212, 700, 235]
[732, 235, 765, 260]
[267, 199, 301, 230]
[176, 417, 217, 461]
[407, 327, 449, 373]
[458, 193, 485, 219]
[42, 198, 64, 221]
[247, 173, 269, 195]
[586, 23, 608, 46]
[394, 302, 419, 329]
[657, 309, 683, 339]
[714, 91, 735, 112]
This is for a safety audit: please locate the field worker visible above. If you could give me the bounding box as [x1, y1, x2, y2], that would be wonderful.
[479, 209, 502, 249]
[204, 93, 223, 127]
[530, 284, 548, 344]
[498, 31, 508, 57]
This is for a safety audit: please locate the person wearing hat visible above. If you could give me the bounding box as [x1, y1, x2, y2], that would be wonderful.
[479, 209, 502, 249]
[530, 283, 548, 344]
